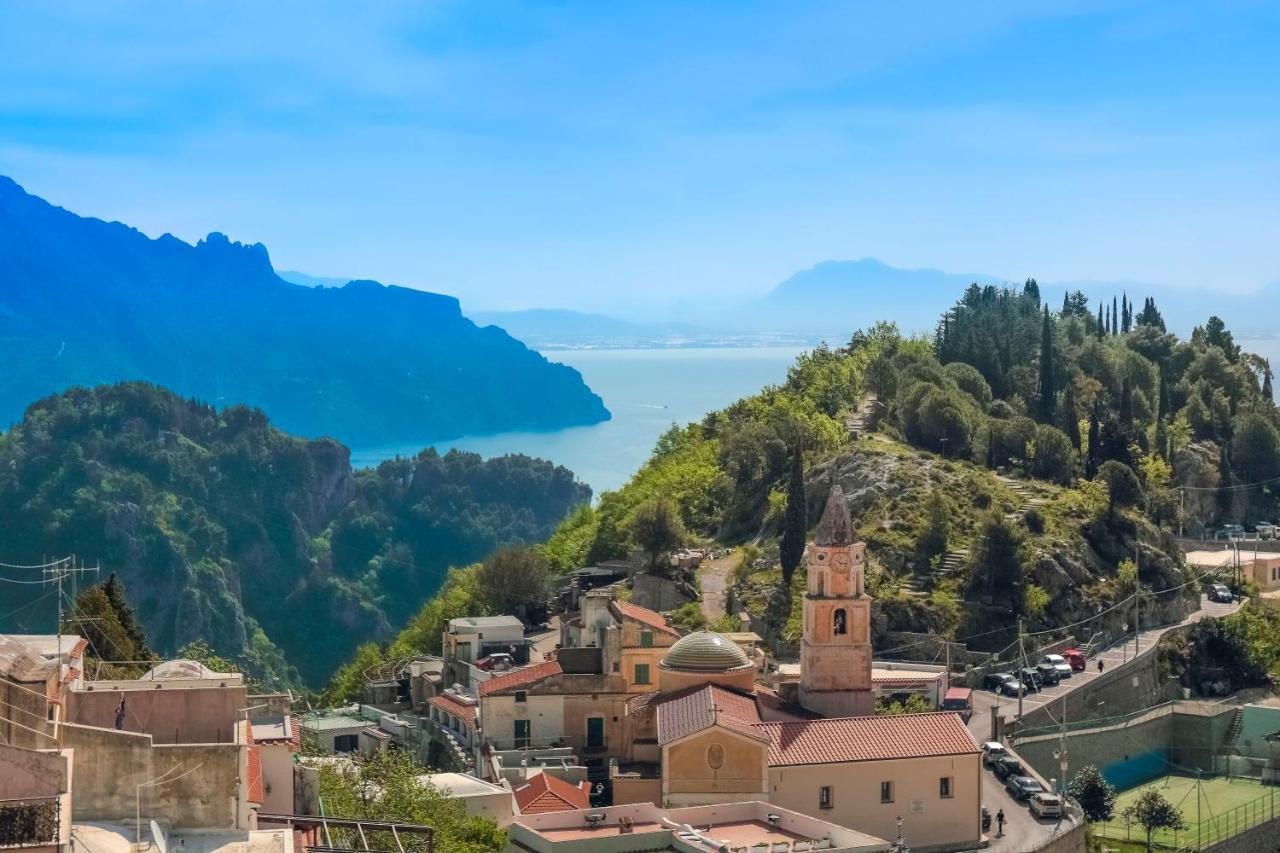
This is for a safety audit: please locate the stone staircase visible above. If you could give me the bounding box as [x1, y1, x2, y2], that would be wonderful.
[996, 474, 1049, 522]
[845, 393, 880, 440]
[898, 547, 970, 598]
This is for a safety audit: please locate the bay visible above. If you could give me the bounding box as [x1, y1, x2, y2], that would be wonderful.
[350, 346, 806, 495]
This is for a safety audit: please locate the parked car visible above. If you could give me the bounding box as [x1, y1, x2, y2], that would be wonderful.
[1006, 775, 1045, 801]
[981, 806, 991, 833]
[999, 678, 1024, 697]
[981, 741, 1007, 768]
[1255, 522, 1278, 540]
[1035, 663, 1061, 686]
[474, 653, 515, 672]
[993, 757, 1026, 781]
[1062, 648, 1087, 671]
[1209, 583, 1234, 603]
[1029, 793, 1063, 818]
[984, 672, 1017, 692]
[1042, 653, 1073, 678]
[1019, 667, 1043, 691]
[1216, 524, 1245, 539]
[942, 687, 973, 722]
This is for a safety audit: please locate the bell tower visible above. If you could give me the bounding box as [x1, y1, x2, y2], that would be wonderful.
[798, 485, 875, 718]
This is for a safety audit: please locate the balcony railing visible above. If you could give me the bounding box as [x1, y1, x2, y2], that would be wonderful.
[0, 797, 60, 849]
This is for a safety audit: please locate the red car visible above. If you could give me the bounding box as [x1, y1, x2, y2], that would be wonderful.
[1062, 648, 1087, 671]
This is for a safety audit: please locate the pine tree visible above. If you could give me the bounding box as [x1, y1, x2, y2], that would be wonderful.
[1038, 306, 1055, 423]
[780, 442, 807, 584]
[1023, 278, 1040, 302]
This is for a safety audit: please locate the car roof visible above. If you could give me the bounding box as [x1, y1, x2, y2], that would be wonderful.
[1044, 653, 1065, 660]
[982, 741, 1004, 749]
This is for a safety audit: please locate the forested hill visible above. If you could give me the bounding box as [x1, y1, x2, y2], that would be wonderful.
[0, 176, 608, 444]
[0, 382, 591, 686]
[342, 280, 1280, 694]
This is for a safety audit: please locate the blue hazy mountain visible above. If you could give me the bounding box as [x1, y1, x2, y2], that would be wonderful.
[757, 258, 1000, 334]
[0, 177, 608, 443]
[757, 258, 1279, 338]
[470, 308, 709, 348]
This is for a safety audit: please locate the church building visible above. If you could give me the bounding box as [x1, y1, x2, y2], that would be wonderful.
[609, 485, 983, 852]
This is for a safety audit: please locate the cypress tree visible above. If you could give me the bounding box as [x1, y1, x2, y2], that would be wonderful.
[1096, 304, 1105, 338]
[1062, 292, 1070, 315]
[780, 442, 807, 584]
[1112, 296, 1118, 335]
[1038, 306, 1055, 422]
[1061, 379, 1082, 449]
[1086, 407, 1100, 479]
[1121, 294, 1130, 333]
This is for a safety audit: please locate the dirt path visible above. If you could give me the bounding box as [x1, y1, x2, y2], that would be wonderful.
[698, 552, 738, 623]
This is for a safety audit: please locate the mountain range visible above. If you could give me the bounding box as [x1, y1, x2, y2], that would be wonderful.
[0, 177, 609, 445]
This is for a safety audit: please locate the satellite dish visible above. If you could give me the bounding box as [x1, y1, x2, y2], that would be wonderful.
[150, 820, 168, 853]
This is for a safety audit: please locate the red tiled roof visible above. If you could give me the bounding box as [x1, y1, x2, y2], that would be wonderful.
[756, 712, 980, 766]
[513, 771, 591, 814]
[477, 661, 562, 697]
[655, 684, 766, 745]
[428, 693, 479, 727]
[611, 601, 679, 636]
[871, 672, 940, 684]
[247, 744, 264, 804]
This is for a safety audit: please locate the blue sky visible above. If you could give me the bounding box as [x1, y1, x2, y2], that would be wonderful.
[1, 1, 1277, 312]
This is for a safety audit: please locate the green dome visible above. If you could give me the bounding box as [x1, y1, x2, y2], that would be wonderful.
[661, 631, 751, 673]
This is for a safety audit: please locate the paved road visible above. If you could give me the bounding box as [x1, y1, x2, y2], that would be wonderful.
[968, 594, 1240, 851]
[698, 553, 738, 622]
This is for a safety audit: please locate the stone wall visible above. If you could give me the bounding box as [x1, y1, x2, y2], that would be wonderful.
[630, 574, 695, 613]
[60, 722, 245, 829]
[67, 683, 248, 744]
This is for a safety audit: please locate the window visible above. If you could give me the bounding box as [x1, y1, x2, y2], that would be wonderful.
[612, 661, 621, 672]
[880, 781, 894, 803]
[586, 716, 605, 750]
[940, 777, 953, 798]
[833, 608, 847, 635]
[818, 786, 833, 809]
[333, 734, 359, 753]
[640, 630, 654, 648]
[634, 663, 651, 685]
[515, 690, 527, 703]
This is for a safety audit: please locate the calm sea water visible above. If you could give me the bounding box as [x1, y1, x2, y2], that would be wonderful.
[350, 347, 806, 495]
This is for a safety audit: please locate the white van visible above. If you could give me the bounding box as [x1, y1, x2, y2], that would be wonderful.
[1029, 793, 1063, 818]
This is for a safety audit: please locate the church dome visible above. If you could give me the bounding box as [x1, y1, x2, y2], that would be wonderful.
[661, 631, 751, 673]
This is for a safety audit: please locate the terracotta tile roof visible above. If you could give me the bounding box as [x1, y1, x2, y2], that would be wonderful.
[655, 684, 766, 745]
[513, 771, 591, 814]
[611, 601, 679, 636]
[756, 712, 979, 766]
[428, 693, 479, 727]
[871, 672, 940, 684]
[477, 661, 562, 697]
[247, 744, 264, 804]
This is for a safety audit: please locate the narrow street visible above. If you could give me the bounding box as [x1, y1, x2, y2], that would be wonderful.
[968, 594, 1240, 851]
[698, 551, 738, 623]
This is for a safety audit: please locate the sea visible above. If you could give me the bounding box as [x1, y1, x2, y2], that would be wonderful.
[349, 346, 808, 496]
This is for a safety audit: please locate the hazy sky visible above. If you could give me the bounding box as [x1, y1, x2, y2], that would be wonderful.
[2, 1, 1277, 312]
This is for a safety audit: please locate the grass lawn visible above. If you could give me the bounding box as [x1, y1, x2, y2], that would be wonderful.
[1092, 774, 1277, 849]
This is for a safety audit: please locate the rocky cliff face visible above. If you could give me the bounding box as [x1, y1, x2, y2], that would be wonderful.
[0, 175, 609, 445]
[737, 439, 1195, 658]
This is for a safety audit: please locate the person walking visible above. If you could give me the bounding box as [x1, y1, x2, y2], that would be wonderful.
[114, 696, 127, 730]
[996, 808, 1006, 837]
[1097, 658, 1105, 674]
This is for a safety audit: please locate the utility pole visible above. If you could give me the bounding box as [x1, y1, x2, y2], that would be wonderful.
[43, 556, 99, 750]
[1017, 617, 1025, 720]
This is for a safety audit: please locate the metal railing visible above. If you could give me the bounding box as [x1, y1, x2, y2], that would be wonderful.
[0, 797, 60, 848]
[1091, 784, 1278, 850]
